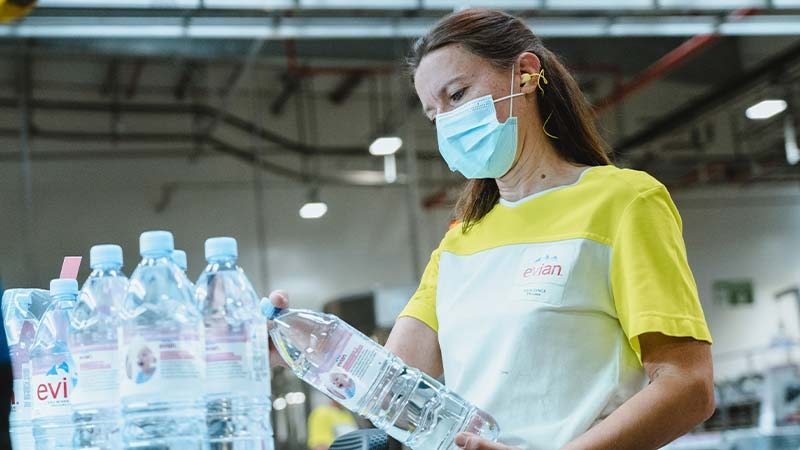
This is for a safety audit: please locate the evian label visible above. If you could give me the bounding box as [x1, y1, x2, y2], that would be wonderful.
[70, 343, 118, 408]
[31, 353, 76, 419]
[204, 326, 263, 396]
[119, 330, 204, 401]
[306, 330, 390, 411]
[514, 243, 577, 304]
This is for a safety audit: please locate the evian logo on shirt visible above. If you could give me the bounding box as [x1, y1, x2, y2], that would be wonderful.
[521, 254, 563, 279]
[515, 243, 576, 288]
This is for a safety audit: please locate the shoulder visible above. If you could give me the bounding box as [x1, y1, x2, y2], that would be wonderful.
[585, 165, 665, 199]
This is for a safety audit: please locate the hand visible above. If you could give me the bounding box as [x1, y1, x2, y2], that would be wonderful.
[266, 289, 289, 368]
[454, 433, 517, 450]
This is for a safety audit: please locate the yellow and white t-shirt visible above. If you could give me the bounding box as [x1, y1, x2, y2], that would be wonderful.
[399, 165, 711, 450]
[307, 404, 358, 450]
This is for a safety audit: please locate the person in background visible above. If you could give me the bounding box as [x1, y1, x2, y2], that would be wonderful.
[306, 397, 358, 450]
[270, 7, 714, 450]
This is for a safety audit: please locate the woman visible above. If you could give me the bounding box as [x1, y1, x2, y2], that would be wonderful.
[270, 8, 714, 450]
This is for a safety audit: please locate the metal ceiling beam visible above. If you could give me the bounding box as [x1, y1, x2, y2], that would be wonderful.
[30, 0, 800, 13]
[125, 58, 145, 99]
[3, 14, 800, 39]
[614, 41, 800, 156]
[0, 98, 442, 159]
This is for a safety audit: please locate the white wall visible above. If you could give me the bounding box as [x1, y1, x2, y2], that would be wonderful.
[675, 185, 800, 379]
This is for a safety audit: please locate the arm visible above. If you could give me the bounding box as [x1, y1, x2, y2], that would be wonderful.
[454, 332, 714, 450]
[559, 332, 715, 450]
[385, 316, 443, 379]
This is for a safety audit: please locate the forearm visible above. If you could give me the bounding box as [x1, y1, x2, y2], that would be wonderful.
[561, 374, 714, 450]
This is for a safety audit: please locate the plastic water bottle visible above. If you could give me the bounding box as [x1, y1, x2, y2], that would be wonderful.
[31, 279, 79, 450]
[173, 249, 189, 274]
[69, 244, 128, 449]
[2, 288, 51, 450]
[119, 230, 207, 449]
[195, 237, 272, 450]
[261, 304, 500, 450]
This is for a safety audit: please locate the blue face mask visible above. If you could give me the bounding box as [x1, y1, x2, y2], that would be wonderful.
[435, 68, 526, 179]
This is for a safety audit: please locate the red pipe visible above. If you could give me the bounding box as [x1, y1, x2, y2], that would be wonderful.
[593, 8, 758, 116]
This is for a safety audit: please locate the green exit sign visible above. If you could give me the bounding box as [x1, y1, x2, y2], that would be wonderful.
[712, 279, 754, 306]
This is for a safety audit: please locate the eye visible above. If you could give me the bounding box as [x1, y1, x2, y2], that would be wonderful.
[449, 88, 466, 103]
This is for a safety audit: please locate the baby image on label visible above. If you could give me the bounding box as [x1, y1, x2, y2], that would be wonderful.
[324, 369, 356, 401]
[514, 242, 577, 304]
[126, 341, 157, 384]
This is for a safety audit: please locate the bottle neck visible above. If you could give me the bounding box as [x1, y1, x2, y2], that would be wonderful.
[207, 256, 237, 267]
[91, 263, 123, 273]
[141, 252, 172, 262]
[51, 294, 77, 305]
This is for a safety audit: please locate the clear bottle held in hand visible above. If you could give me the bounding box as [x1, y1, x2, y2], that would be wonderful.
[262, 302, 499, 450]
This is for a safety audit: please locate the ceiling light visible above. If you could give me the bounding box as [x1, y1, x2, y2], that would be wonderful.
[369, 136, 402, 156]
[299, 201, 327, 219]
[299, 187, 327, 219]
[746, 99, 788, 120]
[384, 154, 397, 184]
[785, 114, 799, 166]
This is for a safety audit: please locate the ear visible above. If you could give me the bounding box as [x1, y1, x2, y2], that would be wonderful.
[516, 52, 542, 95]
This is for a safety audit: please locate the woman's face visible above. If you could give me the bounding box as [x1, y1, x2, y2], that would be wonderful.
[414, 44, 519, 126]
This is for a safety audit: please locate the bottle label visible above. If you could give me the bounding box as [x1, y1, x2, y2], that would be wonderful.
[10, 361, 31, 420]
[31, 353, 76, 419]
[119, 331, 204, 400]
[308, 330, 389, 409]
[70, 344, 118, 407]
[205, 324, 270, 396]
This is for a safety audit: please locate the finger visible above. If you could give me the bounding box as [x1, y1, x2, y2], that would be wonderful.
[454, 433, 502, 450]
[268, 289, 289, 309]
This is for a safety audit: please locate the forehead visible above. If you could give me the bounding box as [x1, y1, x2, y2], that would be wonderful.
[414, 45, 497, 97]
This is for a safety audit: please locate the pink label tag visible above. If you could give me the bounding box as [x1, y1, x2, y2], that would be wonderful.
[60, 256, 82, 279]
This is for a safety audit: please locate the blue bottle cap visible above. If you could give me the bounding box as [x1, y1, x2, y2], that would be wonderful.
[205, 237, 238, 261]
[139, 230, 174, 257]
[259, 298, 282, 320]
[172, 249, 188, 271]
[49, 278, 78, 298]
[90, 244, 123, 269]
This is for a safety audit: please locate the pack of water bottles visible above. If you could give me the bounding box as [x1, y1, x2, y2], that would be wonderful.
[2, 230, 273, 450]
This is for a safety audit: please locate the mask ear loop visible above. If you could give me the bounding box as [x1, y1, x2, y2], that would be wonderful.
[509, 64, 516, 118]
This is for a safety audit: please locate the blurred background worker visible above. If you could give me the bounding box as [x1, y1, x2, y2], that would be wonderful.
[307, 397, 358, 450]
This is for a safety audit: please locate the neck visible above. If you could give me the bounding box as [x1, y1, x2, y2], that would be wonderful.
[496, 131, 585, 203]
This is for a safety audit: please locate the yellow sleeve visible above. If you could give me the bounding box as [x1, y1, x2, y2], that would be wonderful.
[397, 248, 441, 332]
[610, 185, 712, 362]
[307, 407, 335, 449]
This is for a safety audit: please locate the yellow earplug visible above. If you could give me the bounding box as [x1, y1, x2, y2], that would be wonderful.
[521, 73, 533, 84]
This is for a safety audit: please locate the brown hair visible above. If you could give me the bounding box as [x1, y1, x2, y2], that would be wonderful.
[408, 8, 612, 231]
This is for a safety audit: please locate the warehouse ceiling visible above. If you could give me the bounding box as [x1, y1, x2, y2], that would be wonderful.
[1, 0, 800, 197]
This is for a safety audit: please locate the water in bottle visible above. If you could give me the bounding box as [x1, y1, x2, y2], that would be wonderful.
[31, 279, 79, 450]
[119, 230, 207, 449]
[69, 244, 128, 449]
[2, 288, 50, 450]
[195, 237, 272, 450]
[261, 303, 499, 450]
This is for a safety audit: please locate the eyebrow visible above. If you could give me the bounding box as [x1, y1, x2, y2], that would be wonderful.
[423, 75, 469, 118]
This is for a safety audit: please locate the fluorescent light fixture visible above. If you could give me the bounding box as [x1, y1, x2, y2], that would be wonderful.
[745, 99, 787, 120]
[786, 114, 800, 166]
[272, 397, 287, 410]
[284, 392, 306, 405]
[299, 201, 327, 219]
[384, 154, 397, 184]
[369, 137, 403, 156]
